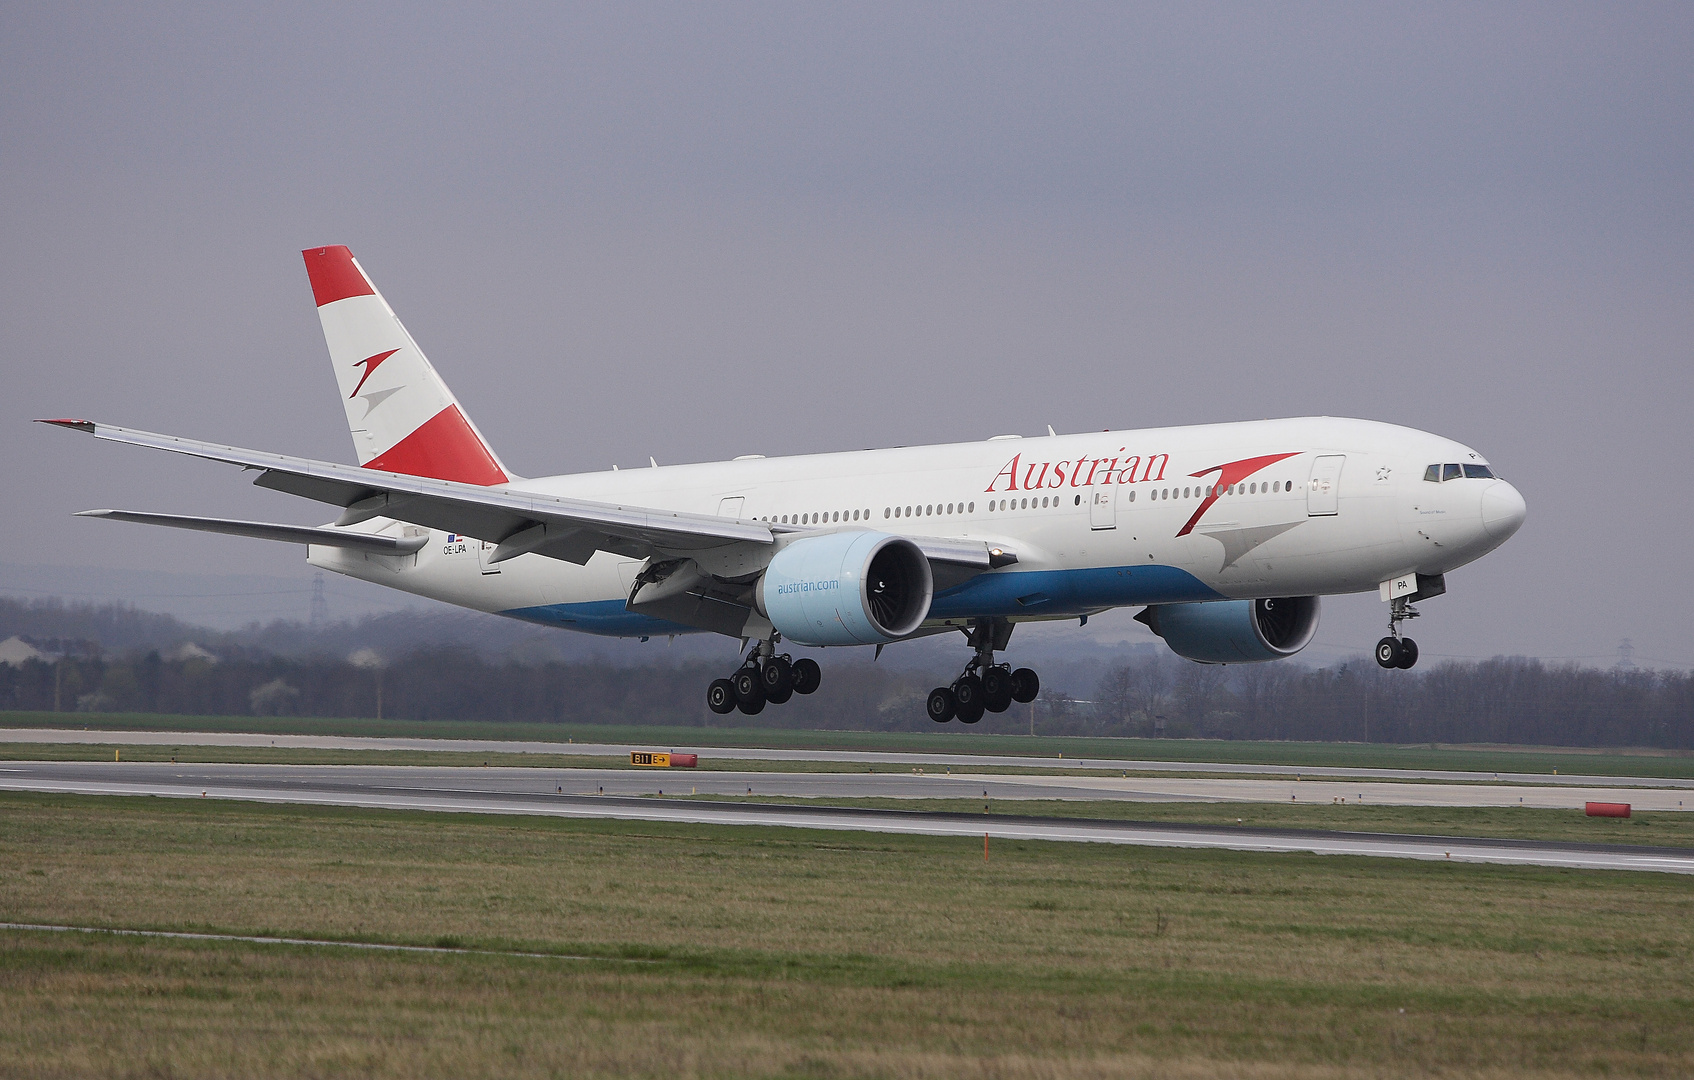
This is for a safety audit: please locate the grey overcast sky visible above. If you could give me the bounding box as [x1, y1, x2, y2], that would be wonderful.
[3, 3, 1690, 666]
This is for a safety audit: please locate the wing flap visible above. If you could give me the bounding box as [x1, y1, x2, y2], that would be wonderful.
[75, 509, 427, 555]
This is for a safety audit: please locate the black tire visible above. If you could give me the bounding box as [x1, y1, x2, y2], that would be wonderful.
[955, 695, 985, 724]
[982, 666, 1014, 713]
[736, 689, 766, 715]
[706, 679, 737, 715]
[792, 658, 822, 695]
[761, 656, 794, 696]
[1396, 637, 1419, 669]
[1010, 667, 1040, 703]
[732, 668, 763, 702]
[952, 674, 983, 712]
[927, 687, 956, 723]
[1375, 637, 1403, 669]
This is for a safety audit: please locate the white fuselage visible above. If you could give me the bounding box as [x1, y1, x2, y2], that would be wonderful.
[308, 415, 1524, 640]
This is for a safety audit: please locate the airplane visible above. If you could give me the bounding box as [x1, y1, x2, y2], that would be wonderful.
[40, 245, 1527, 723]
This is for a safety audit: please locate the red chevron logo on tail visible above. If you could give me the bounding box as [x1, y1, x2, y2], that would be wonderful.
[349, 349, 401, 399]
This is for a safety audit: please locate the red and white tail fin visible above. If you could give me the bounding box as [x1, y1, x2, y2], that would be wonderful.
[302, 246, 511, 486]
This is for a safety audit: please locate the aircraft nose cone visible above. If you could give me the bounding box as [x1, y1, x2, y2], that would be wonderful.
[1481, 481, 1526, 541]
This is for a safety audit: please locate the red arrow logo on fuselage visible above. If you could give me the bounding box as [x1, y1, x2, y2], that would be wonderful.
[1176, 452, 1303, 536]
[349, 348, 401, 399]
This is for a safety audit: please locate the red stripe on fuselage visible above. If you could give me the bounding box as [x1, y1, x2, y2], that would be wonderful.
[1176, 452, 1302, 537]
[302, 246, 376, 307]
[364, 405, 508, 486]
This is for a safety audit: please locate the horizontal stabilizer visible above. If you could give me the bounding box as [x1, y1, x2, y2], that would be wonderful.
[75, 509, 428, 555]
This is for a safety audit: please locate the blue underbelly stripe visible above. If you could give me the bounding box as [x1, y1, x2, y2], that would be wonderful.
[498, 564, 1222, 639]
[929, 563, 1222, 618]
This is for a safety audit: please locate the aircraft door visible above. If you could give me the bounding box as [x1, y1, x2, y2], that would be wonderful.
[717, 496, 745, 519]
[475, 540, 502, 574]
[1307, 455, 1345, 516]
[1089, 486, 1117, 530]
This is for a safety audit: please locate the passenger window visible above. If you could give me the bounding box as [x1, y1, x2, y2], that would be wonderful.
[1443, 464, 1462, 482]
[1463, 464, 1494, 479]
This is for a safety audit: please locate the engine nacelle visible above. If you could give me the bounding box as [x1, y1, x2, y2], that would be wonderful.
[1137, 596, 1320, 664]
[756, 531, 933, 646]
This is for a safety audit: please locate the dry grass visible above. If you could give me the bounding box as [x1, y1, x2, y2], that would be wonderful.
[1, 791, 1691, 1078]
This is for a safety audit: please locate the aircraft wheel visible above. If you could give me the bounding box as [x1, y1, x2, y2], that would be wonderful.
[736, 689, 766, 715]
[732, 668, 763, 702]
[952, 674, 983, 714]
[982, 666, 1014, 713]
[927, 687, 956, 723]
[761, 656, 794, 696]
[792, 658, 822, 695]
[1396, 638, 1419, 669]
[1375, 637, 1403, 669]
[1010, 667, 1040, 703]
[706, 679, 737, 715]
[955, 694, 985, 724]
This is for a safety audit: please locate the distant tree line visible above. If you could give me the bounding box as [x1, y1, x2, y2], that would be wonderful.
[0, 644, 1689, 748]
[1078, 655, 1693, 748]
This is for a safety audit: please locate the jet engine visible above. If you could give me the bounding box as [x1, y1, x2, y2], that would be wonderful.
[1136, 596, 1320, 664]
[756, 531, 933, 646]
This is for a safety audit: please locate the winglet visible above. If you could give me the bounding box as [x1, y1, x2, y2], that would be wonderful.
[36, 419, 96, 432]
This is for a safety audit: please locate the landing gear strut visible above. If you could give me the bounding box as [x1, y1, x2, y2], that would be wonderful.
[707, 638, 820, 715]
[1376, 598, 1420, 670]
[929, 618, 1040, 724]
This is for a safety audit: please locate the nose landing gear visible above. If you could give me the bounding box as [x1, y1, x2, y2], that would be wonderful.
[928, 618, 1040, 723]
[708, 640, 820, 714]
[1376, 598, 1420, 670]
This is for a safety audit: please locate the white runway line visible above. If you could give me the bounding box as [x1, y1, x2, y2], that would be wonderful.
[4, 773, 1691, 876]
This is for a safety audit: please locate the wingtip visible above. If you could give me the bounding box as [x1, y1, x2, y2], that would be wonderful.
[37, 418, 96, 432]
[74, 509, 115, 518]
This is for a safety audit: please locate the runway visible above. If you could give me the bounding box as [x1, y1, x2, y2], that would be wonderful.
[3, 761, 1690, 875]
[5, 728, 1692, 790]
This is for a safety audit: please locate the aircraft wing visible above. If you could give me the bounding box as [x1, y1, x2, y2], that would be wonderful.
[73, 509, 430, 555]
[39, 420, 1016, 578]
[40, 419, 772, 565]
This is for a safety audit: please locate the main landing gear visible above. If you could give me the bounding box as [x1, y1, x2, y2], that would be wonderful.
[707, 640, 821, 715]
[1375, 597, 1421, 670]
[928, 618, 1040, 724]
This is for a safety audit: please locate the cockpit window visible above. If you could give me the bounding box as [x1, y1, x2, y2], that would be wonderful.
[1463, 464, 1495, 479]
[1423, 465, 1441, 483]
[1442, 463, 1463, 482]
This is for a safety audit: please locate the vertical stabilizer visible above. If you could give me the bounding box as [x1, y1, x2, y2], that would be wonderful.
[302, 246, 511, 485]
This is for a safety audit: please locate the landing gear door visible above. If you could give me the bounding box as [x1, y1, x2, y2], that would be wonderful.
[1307, 455, 1345, 516]
[1089, 486, 1117, 530]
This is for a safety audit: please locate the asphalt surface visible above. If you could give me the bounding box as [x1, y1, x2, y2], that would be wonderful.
[3, 761, 1690, 875]
[5, 728, 1691, 790]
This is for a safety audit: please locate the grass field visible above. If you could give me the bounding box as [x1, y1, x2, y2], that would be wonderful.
[2, 792, 1691, 1077]
[5, 709, 1692, 778]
